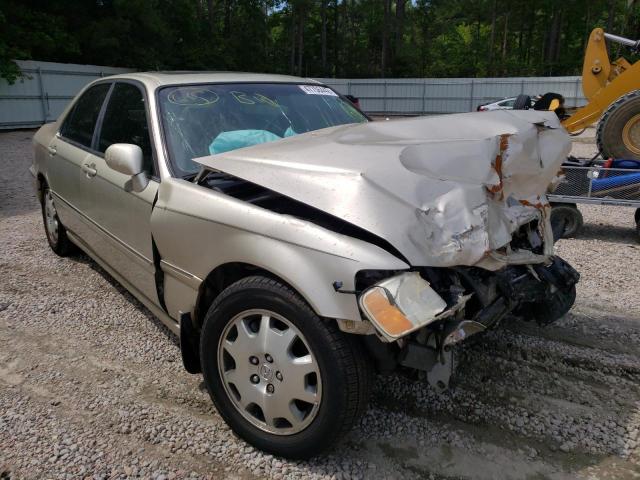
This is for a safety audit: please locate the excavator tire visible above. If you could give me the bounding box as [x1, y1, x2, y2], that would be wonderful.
[597, 90, 640, 160]
[513, 94, 531, 110]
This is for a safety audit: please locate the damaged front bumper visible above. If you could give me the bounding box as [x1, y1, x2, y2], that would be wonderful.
[359, 256, 579, 343]
[357, 256, 579, 388]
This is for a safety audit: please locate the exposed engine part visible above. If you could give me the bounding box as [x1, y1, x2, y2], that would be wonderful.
[443, 320, 486, 347]
[397, 340, 454, 392]
[399, 341, 437, 371]
[427, 349, 455, 392]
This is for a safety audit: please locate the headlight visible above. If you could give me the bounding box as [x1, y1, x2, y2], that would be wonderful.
[358, 272, 448, 341]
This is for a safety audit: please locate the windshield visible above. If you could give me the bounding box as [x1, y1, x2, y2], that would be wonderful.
[158, 83, 367, 176]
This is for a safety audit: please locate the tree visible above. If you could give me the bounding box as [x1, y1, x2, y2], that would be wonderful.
[1, 0, 637, 82]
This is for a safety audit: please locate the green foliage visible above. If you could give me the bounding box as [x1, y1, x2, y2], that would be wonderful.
[0, 10, 23, 84]
[0, 0, 638, 82]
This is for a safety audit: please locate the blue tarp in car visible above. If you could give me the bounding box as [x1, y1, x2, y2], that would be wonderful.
[209, 128, 297, 155]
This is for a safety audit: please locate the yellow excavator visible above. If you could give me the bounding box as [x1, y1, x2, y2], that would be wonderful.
[515, 27, 640, 159]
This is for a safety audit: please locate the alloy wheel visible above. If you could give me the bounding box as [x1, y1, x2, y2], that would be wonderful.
[217, 309, 322, 435]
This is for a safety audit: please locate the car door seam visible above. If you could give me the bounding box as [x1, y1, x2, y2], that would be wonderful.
[151, 190, 170, 314]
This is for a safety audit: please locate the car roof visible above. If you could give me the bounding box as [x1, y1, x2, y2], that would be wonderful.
[99, 71, 323, 89]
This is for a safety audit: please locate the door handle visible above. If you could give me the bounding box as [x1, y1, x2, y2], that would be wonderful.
[82, 163, 97, 178]
[47, 146, 57, 156]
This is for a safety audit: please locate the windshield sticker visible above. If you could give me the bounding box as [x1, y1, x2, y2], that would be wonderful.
[168, 88, 219, 106]
[299, 85, 338, 96]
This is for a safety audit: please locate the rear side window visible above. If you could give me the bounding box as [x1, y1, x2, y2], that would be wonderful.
[60, 83, 111, 148]
[97, 83, 153, 174]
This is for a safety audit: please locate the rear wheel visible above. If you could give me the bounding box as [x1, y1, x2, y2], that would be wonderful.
[200, 276, 372, 459]
[597, 90, 640, 160]
[41, 183, 74, 256]
[550, 204, 584, 240]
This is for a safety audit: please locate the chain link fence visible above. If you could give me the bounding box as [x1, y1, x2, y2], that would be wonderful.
[550, 165, 640, 207]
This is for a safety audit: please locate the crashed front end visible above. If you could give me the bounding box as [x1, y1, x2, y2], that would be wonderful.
[355, 253, 578, 389]
[350, 114, 579, 388]
[193, 109, 580, 388]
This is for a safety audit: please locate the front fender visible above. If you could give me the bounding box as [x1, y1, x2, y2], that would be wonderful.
[151, 178, 408, 322]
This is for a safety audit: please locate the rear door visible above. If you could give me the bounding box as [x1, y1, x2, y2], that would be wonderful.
[48, 83, 111, 241]
[84, 81, 160, 305]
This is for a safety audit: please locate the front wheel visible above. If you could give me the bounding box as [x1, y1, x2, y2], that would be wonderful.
[200, 276, 372, 459]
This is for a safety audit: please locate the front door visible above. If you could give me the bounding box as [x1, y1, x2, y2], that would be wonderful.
[83, 81, 160, 306]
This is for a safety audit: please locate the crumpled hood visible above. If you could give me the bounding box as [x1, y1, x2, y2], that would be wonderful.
[194, 110, 571, 268]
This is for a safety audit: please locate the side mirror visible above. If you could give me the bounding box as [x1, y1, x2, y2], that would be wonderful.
[104, 143, 149, 192]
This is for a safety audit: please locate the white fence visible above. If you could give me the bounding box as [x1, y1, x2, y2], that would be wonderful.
[0, 60, 132, 129]
[319, 76, 585, 114]
[0, 60, 585, 129]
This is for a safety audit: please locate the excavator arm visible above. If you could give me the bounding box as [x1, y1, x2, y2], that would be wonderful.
[561, 28, 640, 159]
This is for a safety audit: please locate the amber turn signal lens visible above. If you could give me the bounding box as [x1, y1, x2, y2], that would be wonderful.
[360, 287, 413, 337]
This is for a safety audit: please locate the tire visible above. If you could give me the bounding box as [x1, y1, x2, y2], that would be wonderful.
[513, 94, 531, 110]
[41, 183, 75, 256]
[635, 208, 640, 243]
[199, 276, 372, 459]
[530, 284, 577, 326]
[596, 90, 640, 160]
[550, 204, 583, 240]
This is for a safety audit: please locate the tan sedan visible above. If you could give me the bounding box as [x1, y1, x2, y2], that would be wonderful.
[31, 72, 579, 458]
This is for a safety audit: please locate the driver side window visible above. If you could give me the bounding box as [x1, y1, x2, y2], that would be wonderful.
[97, 83, 154, 175]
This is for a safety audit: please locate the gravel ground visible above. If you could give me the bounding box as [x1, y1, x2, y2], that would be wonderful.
[1, 128, 640, 479]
